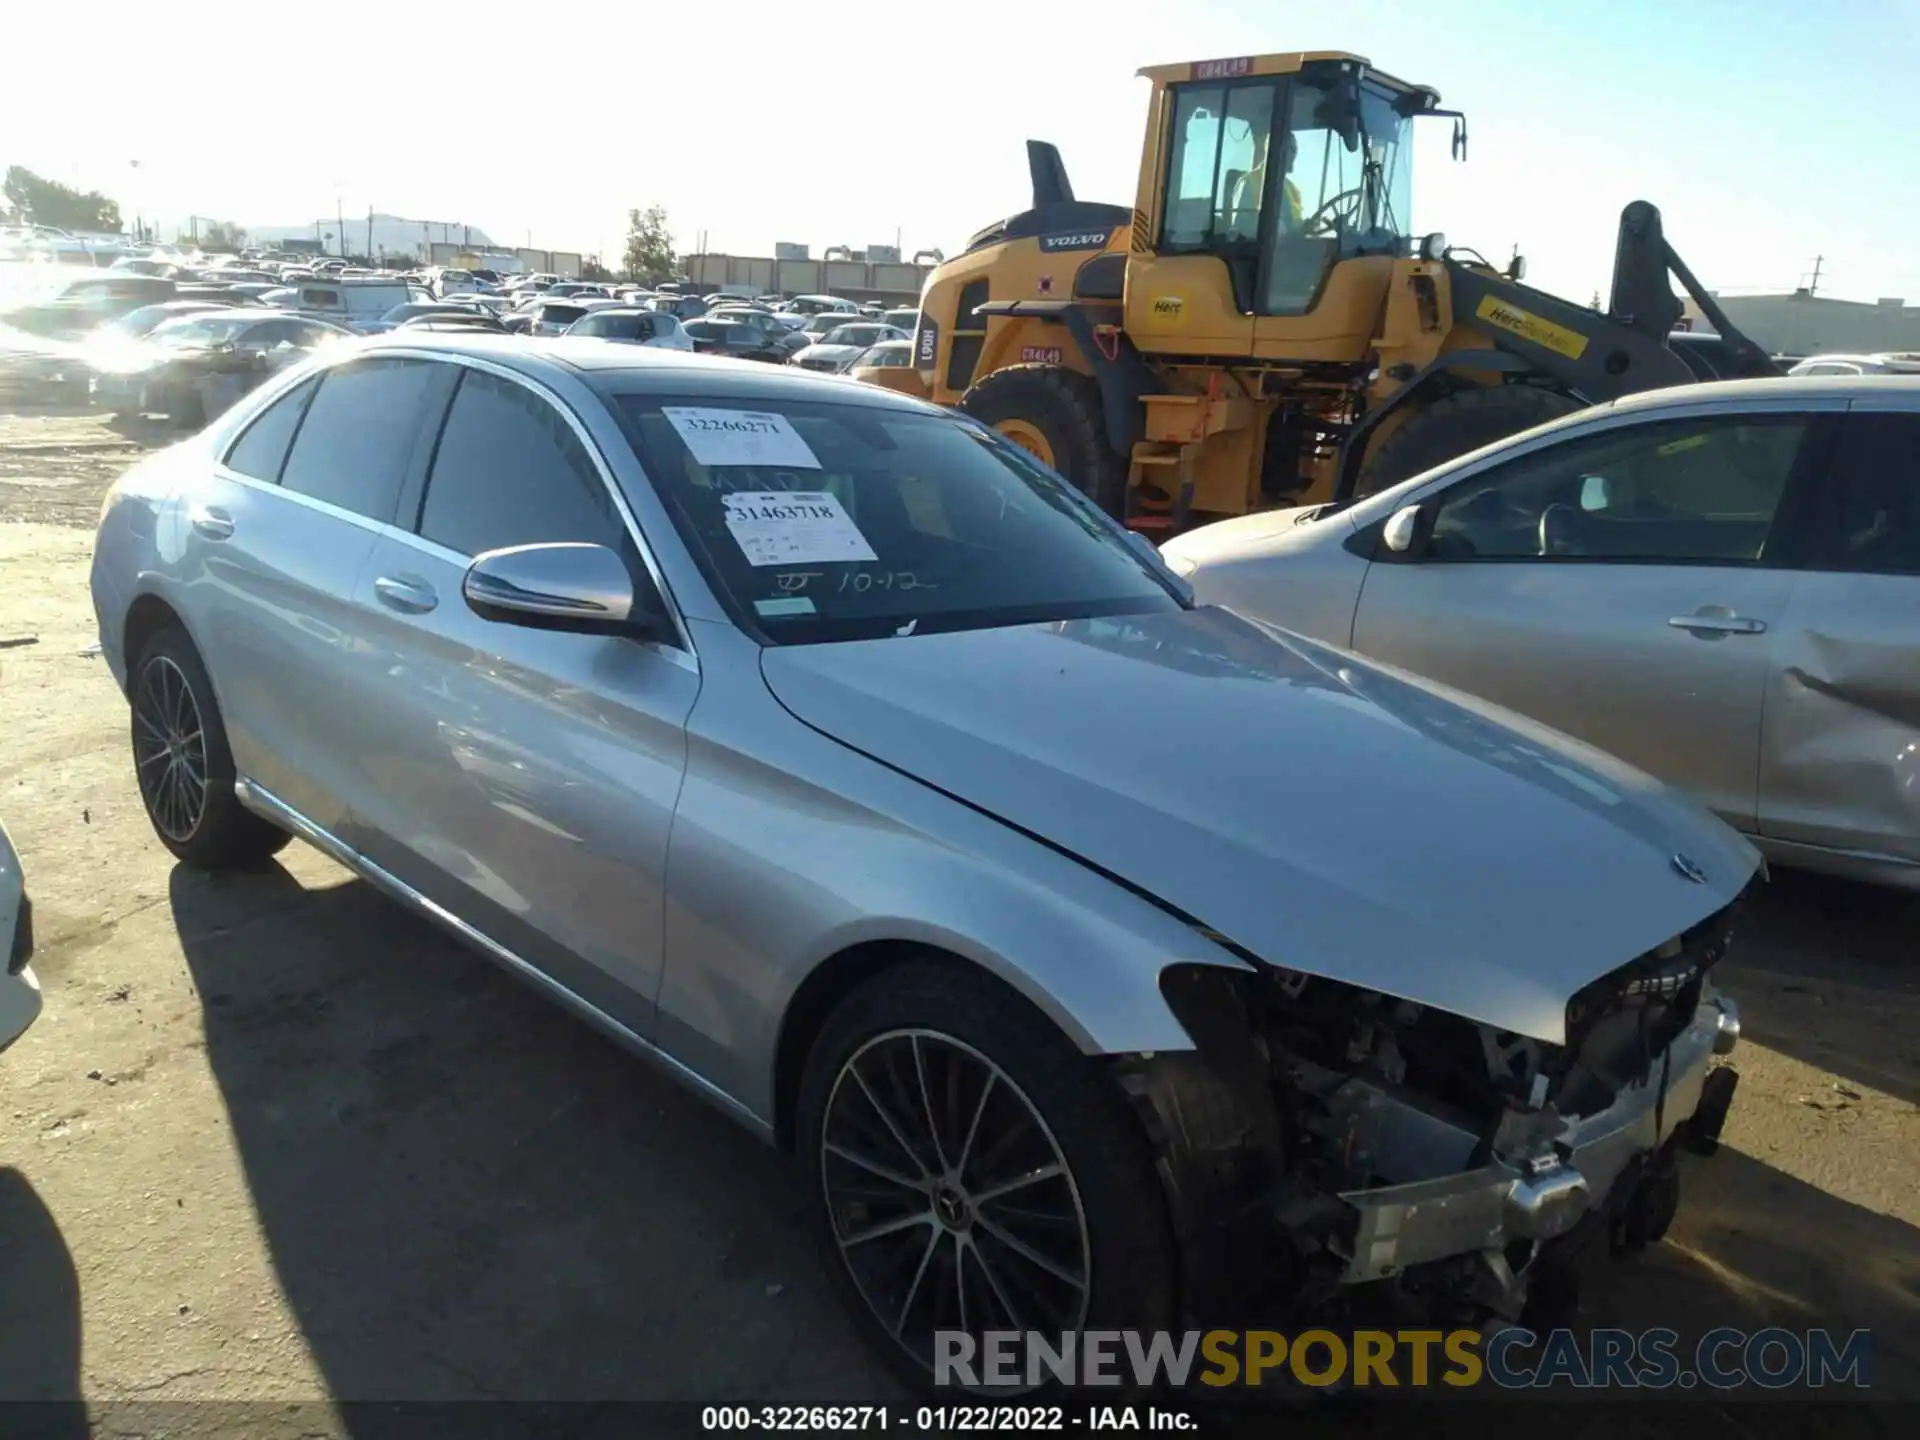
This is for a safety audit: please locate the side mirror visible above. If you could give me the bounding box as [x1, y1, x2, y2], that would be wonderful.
[463, 542, 654, 636]
[1578, 474, 1613, 512]
[1382, 503, 1432, 555]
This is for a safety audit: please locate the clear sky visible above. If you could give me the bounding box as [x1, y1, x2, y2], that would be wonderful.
[5, 0, 1918, 304]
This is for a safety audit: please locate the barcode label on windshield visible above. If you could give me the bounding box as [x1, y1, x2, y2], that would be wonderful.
[723, 491, 877, 567]
[663, 406, 821, 469]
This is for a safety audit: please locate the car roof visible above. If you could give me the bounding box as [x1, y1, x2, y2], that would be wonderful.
[1591, 373, 1920, 414]
[357, 333, 945, 415]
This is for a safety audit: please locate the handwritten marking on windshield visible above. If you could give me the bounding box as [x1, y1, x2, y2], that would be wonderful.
[837, 571, 935, 592]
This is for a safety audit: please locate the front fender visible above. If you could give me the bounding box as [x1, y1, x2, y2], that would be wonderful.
[655, 623, 1250, 1126]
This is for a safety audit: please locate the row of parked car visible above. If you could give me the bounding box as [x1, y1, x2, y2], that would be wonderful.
[1, 242, 926, 424]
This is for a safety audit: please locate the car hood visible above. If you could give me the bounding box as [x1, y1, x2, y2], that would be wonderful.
[759, 607, 1758, 1044]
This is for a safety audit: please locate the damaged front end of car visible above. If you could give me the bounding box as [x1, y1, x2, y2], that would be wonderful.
[1121, 900, 1745, 1331]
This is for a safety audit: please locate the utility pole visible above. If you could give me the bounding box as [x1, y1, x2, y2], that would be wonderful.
[367, 207, 374, 259]
[337, 197, 346, 258]
[1809, 255, 1823, 295]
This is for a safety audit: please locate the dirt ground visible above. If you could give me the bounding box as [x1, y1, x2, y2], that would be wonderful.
[1, 409, 1918, 1427]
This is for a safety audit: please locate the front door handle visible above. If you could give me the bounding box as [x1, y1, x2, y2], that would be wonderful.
[189, 505, 234, 540]
[1668, 613, 1766, 635]
[374, 575, 438, 614]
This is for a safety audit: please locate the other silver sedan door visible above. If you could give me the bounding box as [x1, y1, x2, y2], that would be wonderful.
[185, 357, 446, 833]
[342, 360, 698, 1036]
[1350, 400, 1842, 831]
[1759, 404, 1920, 869]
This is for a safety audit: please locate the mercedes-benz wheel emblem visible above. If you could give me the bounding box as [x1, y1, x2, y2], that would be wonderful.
[1670, 853, 1708, 885]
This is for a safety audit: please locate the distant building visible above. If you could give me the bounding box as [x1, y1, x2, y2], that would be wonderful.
[683, 251, 934, 304]
[1682, 291, 1920, 358]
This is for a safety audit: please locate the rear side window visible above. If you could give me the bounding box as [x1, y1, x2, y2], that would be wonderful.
[1821, 413, 1920, 575]
[417, 369, 621, 557]
[224, 377, 317, 482]
[280, 358, 437, 522]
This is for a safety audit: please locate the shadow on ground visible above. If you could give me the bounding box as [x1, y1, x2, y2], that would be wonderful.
[165, 861, 888, 1407]
[0, 1167, 88, 1438]
[1729, 868, 1920, 1106]
[164, 860, 1918, 1417]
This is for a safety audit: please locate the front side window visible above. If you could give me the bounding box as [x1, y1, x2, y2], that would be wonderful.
[416, 369, 619, 557]
[608, 394, 1183, 643]
[1425, 413, 1812, 564]
[279, 357, 437, 522]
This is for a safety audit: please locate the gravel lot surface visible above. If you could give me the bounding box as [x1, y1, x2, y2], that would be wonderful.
[1, 408, 1915, 1432]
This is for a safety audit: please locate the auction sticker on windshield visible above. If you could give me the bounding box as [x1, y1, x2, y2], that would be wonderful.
[723, 492, 878, 567]
[663, 407, 821, 469]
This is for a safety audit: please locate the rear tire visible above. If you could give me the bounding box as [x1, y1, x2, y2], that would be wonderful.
[1359, 384, 1581, 495]
[796, 958, 1178, 1395]
[130, 626, 290, 870]
[961, 365, 1126, 515]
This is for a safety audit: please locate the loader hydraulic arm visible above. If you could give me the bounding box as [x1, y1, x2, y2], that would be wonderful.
[1609, 200, 1778, 378]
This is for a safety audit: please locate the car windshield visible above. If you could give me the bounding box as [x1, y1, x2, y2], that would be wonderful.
[823, 325, 884, 346]
[608, 393, 1183, 643]
[148, 314, 257, 346]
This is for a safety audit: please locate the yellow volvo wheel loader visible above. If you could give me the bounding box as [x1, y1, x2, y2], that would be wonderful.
[889, 51, 1777, 531]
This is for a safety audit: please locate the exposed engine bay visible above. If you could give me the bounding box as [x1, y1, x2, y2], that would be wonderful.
[1125, 900, 1745, 1328]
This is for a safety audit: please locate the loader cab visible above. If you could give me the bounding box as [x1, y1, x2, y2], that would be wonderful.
[1132, 53, 1438, 352]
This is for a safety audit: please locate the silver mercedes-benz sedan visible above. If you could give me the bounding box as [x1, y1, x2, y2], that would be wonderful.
[91, 334, 1749, 1388]
[1164, 376, 1920, 893]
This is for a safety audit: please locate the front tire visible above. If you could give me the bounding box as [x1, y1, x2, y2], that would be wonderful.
[796, 959, 1177, 1394]
[1358, 383, 1581, 495]
[130, 626, 289, 869]
[961, 365, 1126, 515]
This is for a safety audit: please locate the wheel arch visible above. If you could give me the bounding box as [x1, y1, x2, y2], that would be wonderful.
[771, 938, 1088, 1155]
[123, 590, 189, 683]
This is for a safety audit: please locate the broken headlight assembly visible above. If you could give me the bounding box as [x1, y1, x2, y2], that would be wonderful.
[1130, 898, 1744, 1327]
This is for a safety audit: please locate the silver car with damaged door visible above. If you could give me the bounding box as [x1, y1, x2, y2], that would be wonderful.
[1163, 375, 1920, 892]
[90, 333, 1750, 1389]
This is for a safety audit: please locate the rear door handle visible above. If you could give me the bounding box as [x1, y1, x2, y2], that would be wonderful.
[189, 505, 234, 540]
[1668, 613, 1766, 635]
[374, 575, 438, 614]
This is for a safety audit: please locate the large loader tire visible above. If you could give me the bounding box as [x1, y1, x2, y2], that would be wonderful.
[1358, 384, 1581, 496]
[961, 364, 1126, 515]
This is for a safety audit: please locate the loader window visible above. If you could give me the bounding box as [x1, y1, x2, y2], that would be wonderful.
[1263, 80, 1414, 315]
[1161, 82, 1275, 253]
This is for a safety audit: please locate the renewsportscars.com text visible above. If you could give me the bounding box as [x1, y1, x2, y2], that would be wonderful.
[934, 1327, 1872, 1390]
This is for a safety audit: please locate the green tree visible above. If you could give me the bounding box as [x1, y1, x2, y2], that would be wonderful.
[2, 166, 122, 232]
[622, 205, 675, 284]
[201, 220, 247, 251]
[580, 256, 614, 282]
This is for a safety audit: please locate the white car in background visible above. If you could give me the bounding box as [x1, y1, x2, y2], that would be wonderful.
[1, 819, 39, 1056]
[788, 321, 908, 373]
[1786, 353, 1920, 376]
[561, 307, 696, 350]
